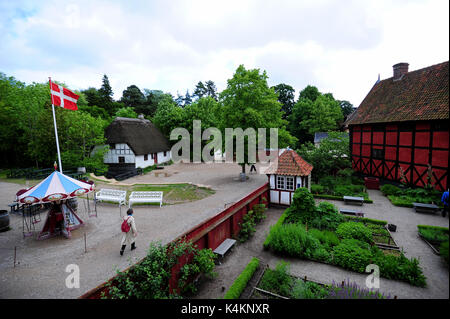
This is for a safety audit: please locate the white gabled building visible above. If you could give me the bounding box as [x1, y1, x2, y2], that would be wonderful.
[264, 149, 313, 206]
[104, 117, 171, 177]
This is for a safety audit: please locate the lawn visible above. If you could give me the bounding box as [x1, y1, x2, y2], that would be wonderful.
[132, 183, 215, 204]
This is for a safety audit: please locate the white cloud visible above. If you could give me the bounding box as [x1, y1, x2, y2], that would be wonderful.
[0, 0, 448, 106]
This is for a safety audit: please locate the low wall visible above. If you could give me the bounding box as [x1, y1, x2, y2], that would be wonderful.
[79, 182, 270, 299]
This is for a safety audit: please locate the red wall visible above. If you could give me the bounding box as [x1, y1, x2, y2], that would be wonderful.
[79, 183, 270, 299]
[351, 121, 449, 191]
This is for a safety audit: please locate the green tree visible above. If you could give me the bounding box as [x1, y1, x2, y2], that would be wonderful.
[121, 85, 145, 111]
[98, 74, 115, 115]
[193, 81, 207, 100]
[205, 80, 218, 101]
[272, 83, 295, 119]
[289, 89, 343, 145]
[115, 107, 138, 118]
[220, 65, 296, 176]
[297, 132, 351, 182]
[152, 95, 185, 138]
[339, 100, 355, 119]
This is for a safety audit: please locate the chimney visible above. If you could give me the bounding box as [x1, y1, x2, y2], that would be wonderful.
[393, 62, 409, 80]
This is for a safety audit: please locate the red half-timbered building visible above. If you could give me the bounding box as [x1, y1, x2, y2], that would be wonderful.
[347, 61, 449, 191]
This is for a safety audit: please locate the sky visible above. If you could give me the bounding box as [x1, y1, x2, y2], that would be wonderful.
[0, 0, 449, 107]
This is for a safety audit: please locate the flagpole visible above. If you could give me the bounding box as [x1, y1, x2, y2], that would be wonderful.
[49, 77, 63, 173]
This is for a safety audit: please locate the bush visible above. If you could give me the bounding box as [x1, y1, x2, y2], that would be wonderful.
[258, 261, 293, 297]
[285, 188, 316, 224]
[290, 279, 329, 299]
[223, 258, 260, 299]
[336, 222, 373, 244]
[105, 240, 216, 299]
[313, 202, 346, 231]
[371, 247, 427, 287]
[310, 184, 324, 194]
[332, 239, 373, 273]
[238, 211, 257, 243]
[380, 184, 402, 196]
[312, 247, 333, 263]
[264, 223, 320, 258]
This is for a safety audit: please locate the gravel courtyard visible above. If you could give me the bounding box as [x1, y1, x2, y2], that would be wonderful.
[195, 190, 449, 299]
[0, 162, 267, 299]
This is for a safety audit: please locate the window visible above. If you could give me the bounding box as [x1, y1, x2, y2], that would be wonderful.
[164, 151, 167, 157]
[276, 175, 285, 190]
[371, 148, 384, 160]
[118, 156, 125, 163]
[151, 153, 154, 159]
[286, 176, 294, 191]
[144, 154, 148, 161]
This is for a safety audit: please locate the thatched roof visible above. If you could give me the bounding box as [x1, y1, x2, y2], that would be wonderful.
[105, 117, 170, 155]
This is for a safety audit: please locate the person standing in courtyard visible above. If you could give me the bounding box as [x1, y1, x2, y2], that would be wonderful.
[120, 208, 138, 256]
[441, 189, 449, 218]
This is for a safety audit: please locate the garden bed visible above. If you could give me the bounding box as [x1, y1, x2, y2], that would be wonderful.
[263, 188, 426, 287]
[417, 225, 449, 264]
[311, 173, 373, 203]
[249, 262, 392, 299]
[380, 184, 443, 208]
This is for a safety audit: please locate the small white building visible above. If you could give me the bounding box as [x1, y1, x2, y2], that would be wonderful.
[104, 117, 171, 177]
[264, 149, 313, 206]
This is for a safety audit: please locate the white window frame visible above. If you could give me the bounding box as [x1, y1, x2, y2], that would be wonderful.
[286, 176, 295, 191]
[276, 175, 286, 190]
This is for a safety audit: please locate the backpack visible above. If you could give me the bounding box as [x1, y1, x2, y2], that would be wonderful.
[121, 217, 131, 233]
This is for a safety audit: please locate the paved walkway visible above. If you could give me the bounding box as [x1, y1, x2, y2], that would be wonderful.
[196, 190, 449, 299]
[0, 163, 267, 299]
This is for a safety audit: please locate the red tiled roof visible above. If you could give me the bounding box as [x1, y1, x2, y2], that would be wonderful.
[265, 149, 313, 176]
[347, 61, 449, 125]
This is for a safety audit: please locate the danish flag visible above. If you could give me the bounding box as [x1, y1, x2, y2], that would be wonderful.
[49, 80, 79, 111]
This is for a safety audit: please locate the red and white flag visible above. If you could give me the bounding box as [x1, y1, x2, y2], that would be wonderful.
[49, 80, 79, 111]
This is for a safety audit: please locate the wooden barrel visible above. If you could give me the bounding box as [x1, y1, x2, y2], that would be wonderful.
[0, 210, 10, 231]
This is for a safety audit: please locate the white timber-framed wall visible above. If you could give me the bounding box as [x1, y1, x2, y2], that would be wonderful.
[268, 174, 311, 205]
[104, 143, 171, 169]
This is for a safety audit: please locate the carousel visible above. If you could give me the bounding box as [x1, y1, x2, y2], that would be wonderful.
[17, 171, 95, 240]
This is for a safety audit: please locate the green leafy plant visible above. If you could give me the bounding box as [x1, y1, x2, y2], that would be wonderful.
[336, 222, 373, 244]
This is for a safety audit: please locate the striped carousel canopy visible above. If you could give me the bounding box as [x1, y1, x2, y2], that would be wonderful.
[18, 171, 94, 204]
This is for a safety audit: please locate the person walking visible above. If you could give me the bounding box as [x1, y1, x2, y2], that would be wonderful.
[441, 189, 449, 218]
[120, 208, 137, 256]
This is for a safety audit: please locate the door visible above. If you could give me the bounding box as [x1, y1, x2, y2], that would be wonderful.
[153, 153, 158, 164]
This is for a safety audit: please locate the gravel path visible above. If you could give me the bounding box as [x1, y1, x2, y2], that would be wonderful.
[0, 163, 267, 299]
[195, 191, 449, 299]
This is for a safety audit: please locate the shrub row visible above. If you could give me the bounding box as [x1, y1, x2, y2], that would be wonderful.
[223, 257, 260, 299]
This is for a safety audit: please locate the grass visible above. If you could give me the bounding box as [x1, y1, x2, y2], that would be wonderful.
[132, 183, 215, 204]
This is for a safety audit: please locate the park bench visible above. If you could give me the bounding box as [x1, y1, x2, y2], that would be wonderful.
[412, 202, 440, 214]
[343, 196, 364, 206]
[339, 208, 364, 217]
[213, 238, 236, 264]
[95, 189, 127, 214]
[128, 191, 163, 208]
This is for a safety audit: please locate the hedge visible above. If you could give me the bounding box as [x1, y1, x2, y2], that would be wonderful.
[313, 194, 373, 204]
[345, 215, 388, 226]
[223, 257, 260, 299]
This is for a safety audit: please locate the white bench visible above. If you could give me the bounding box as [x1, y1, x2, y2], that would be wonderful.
[94, 189, 127, 214]
[128, 191, 163, 208]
